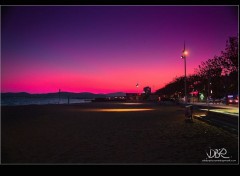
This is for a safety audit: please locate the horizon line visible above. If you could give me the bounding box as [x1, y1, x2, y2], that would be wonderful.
[0, 91, 130, 94]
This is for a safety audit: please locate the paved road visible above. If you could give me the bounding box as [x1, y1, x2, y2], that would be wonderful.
[183, 102, 239, 134]
[188, 102, 239, 116]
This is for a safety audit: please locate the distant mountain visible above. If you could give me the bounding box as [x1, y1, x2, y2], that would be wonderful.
[1, 92, 31, 97]
[1, 92, 126, 99]
[106, 92, 126, 97]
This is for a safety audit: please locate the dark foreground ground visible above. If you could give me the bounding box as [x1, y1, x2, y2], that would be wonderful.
[1, 102, 238, 164]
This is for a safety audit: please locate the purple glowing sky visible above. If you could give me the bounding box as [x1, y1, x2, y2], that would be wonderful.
[1, 6, 238, 93]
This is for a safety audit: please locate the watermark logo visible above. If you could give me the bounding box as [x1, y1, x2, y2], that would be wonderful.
[206, 148, 229, 159]
[202, 148, 236, 163]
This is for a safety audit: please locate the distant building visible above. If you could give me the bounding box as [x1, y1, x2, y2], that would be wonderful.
[126, 93, 140, 101]
[148, 94, 159, 101]
[93, 96, 126, 102]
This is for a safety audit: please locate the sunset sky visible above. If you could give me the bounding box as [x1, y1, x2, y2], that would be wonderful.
[1, 6, 238, 94]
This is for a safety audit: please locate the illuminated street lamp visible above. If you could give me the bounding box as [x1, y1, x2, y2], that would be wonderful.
[181, 42, 188, 103]
[136, 83, 139, 101]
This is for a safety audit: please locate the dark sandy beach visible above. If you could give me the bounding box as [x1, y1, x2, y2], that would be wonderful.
[1, 102, 238, 164]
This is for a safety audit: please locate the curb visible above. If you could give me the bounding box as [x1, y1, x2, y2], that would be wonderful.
[194, 114, 238, 134]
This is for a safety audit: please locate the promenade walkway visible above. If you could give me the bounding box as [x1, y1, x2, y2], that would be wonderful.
[188, 102, 239, 116]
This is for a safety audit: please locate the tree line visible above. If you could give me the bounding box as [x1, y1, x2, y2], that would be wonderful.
[156, 36, 238, 101]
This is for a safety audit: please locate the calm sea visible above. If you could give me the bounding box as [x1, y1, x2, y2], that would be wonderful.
[1, 97, 92, 106]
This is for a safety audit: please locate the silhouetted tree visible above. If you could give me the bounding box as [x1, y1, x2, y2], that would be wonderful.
[220, 36, 238, 96]
[220, 36, 238, 73]
[156, 76, 185, 98]
[156, 36, 238, 101]
[143, 86, 151, 100]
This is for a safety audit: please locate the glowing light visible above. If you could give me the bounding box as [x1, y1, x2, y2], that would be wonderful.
[81, 108, 154, 112]
[184, 50, 188, 55]
[200, 108, 238, 116]
[120, 103, 144, 105]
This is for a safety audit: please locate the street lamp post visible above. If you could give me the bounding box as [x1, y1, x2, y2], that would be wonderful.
[58, 89, 61, 104]
[207, 76, 210, 112]
[207, 71, 212, 112]
[136, 83, 139, 101]
[225, 73, 229, 105]
[181, 42, 188, 104]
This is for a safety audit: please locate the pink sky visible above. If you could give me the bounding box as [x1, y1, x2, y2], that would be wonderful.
[1, 6, 238, 93]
